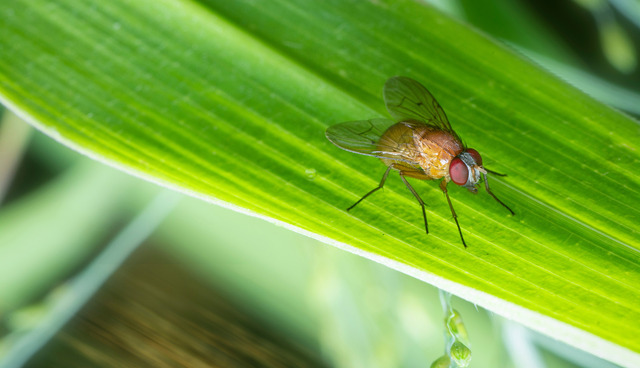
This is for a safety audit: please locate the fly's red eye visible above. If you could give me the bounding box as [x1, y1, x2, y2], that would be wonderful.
[466, 148, 482, 166]
[450, 158, 469, 185]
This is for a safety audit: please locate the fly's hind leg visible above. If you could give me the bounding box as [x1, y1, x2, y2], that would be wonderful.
[347, 166, 393, 211]
[399, 171, 429, 235]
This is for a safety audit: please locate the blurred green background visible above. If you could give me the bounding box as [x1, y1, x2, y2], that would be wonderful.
[1, 0, 638, 367]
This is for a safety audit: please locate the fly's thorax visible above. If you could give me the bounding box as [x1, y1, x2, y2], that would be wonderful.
[412, 127, 464, 180]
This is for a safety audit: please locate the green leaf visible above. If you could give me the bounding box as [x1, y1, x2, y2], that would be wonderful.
[1, 0, 639, 365]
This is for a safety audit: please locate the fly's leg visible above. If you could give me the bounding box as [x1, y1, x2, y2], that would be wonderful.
[482, 172, 515, 215]
[347, 166, 393, 211]
[399, 172, 429, 235]
[440, 180, 467, 248]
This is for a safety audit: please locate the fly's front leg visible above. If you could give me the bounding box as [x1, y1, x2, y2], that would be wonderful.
[482, 172, 515, 215]
[440, 180, 467, 248]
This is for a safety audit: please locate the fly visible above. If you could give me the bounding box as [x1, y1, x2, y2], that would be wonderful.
[325, 76, 514, 247]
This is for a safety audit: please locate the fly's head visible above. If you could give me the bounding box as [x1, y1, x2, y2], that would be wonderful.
[449, 148, 485, 193]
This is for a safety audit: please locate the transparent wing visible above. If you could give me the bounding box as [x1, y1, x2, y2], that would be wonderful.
[383, 76, 456, 135]
[325, 118, 421, 165]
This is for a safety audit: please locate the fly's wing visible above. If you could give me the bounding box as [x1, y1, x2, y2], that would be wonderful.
[325, 118, 421, 165]
[383, 76, 458, 138]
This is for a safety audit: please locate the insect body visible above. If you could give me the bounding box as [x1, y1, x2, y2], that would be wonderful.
[326, 76, 514, 247]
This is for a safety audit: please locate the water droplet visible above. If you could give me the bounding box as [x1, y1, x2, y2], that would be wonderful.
[305, 168, 316, 180]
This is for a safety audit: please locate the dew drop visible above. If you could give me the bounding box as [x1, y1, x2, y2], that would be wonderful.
[305, 168, 316, 180]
